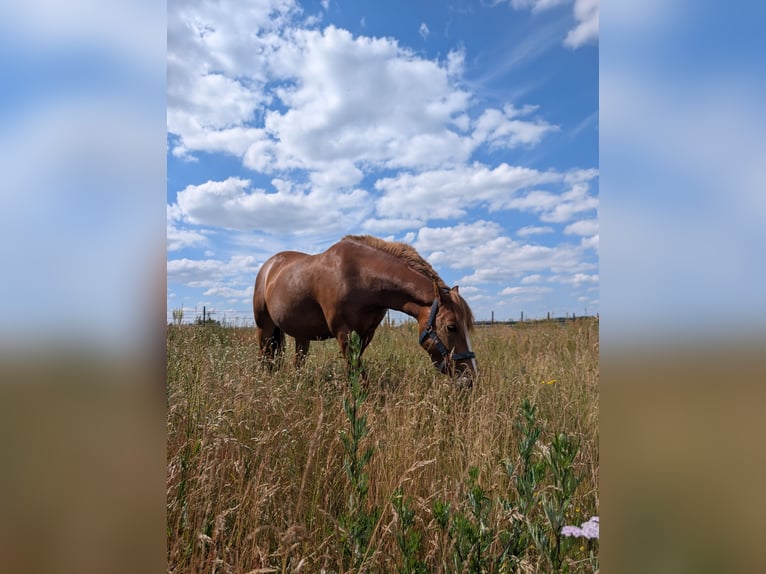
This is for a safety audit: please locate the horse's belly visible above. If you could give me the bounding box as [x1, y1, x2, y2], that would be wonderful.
[270, 298, 333, 340]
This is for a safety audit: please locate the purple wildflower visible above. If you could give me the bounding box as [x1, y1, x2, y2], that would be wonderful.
[561, 516, 599, 540]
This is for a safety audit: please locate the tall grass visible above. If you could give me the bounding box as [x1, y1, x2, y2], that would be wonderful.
[167, 319, 599, 572]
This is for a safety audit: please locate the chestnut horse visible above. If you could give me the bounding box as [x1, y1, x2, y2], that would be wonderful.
[253, 235, 477, 381]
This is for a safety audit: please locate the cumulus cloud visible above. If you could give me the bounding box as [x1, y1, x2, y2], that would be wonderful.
[172, 176, 370, 234]
[555, 272, 599, 285]
[169, 19, 484, 178]
[564, 0, 599, 48]
[260, 26, 474, 172]
[414, 221, 506, 260]
[510, 0, 569, 14]
[168, 6, 563, 191]
[564, 218, 598, 235]
[517, 225, 554, 236]
[503, 181, 598, 222]
[581, 233, 599, 252]
[374, 163, 565, 220]
[507, 0, 598, 49]
[362, 218, 426, 234]
[500, 285, 553, 295]
[202, 285, 254, 299]
[521, 274, 544, 283]
[167, 226, 208, 252]
[167, 254, 261, 289]
[409, 221, 595, 286]
[472, 104, 558, 149]
[500, 284, 554, 305]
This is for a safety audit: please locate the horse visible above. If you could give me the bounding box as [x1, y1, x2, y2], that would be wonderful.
[252, 234, 477, 382]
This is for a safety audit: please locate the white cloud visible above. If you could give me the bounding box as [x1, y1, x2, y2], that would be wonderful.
[564, 218, 598, 235]
[258, 26, 474, 172]
[419, 22, 430, 39]
[504, 181, 598, 223]
[507, 0, 598, 49]
[510, 0, 569, 14]
[167, 203, 208, 251]
[167, 0, 298, 159]
[408, 222, 595, 286]
[414, 221, 506, 259]
[167, 255, 261, 289]
[521, 274, 543, 284]
[517, 225, 554, 236]
[362, 218, 425, 234]
[580, 233, 599, 251]
[167, 225, 208, 252]
[374, 162, 564, 220]
[203, 285, 254, 299]
[554, 272, 599, 285]
[472, 104, 558, 149]
[500, 284, 554, 305]
[168, 73, 259, 132]
[500, 285, 553, 295]
[168, 13, 560, 188]
[172, 176, 370, 234]
[456, 240, 594, 284]
[564, 0, 599, 48]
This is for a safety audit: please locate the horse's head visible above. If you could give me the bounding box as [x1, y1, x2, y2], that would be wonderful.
[418, 285, 477, 386]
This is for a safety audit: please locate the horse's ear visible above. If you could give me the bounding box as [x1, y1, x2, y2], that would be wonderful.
[453, 285, 460, 294]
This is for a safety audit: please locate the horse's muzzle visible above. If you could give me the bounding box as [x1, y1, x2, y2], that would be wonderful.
[436, 356, 477, 387]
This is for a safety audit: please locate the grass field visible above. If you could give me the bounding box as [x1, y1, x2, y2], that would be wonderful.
[167, 318, 599, 573]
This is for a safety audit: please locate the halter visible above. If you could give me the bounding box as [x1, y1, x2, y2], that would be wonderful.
[418, 296, 476, 371]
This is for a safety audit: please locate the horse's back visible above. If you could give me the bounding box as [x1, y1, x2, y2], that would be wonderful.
[253, 250, 334, 339]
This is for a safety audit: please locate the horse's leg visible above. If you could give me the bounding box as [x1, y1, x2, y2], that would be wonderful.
[294, 338, 310, 369]
[257, 319, 284, 368]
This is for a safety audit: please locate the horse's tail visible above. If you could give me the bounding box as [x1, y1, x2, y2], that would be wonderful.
[253, 257, 285, 362]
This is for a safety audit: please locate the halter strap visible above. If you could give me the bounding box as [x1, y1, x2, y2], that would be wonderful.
[418, 297, 476, 369]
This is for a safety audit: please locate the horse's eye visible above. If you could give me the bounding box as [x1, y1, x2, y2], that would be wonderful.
[446, 324, 458, 333]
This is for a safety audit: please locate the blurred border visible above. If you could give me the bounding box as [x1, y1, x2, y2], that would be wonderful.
[0, 2, 166, 573]
[601, 2, 766, 572]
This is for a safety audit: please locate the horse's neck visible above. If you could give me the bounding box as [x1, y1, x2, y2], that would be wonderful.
[360, 261, 434, 319]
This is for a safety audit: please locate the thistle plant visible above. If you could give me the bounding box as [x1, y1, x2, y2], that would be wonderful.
[432, 466, 496, 573]
[339, 331, 380, 569]
[504, 398, 545, 522]
[538, 432, 584, 572]
[392, 486, 427, 574]
[503, 399, 587, 573]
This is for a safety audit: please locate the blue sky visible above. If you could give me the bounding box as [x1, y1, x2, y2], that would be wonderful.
[167, 0, 599, 325]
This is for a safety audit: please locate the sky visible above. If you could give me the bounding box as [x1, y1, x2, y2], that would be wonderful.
[166, 0, 599, 325]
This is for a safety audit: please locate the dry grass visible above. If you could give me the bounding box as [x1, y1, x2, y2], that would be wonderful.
[167, 319, 599, 573]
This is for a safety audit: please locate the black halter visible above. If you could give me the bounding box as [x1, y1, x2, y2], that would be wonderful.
[418, 297, 476, 371]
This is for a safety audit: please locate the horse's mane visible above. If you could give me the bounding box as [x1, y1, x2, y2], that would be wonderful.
[342, 234, 474, 330]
